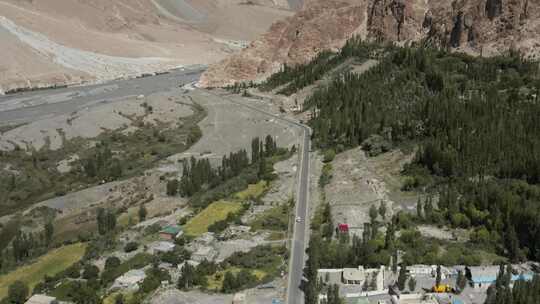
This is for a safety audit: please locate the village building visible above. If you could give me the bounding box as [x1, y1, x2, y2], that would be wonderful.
[148, 241, 176, 254]
[318, 268, 344, 285]
[232, 292, 246, 304]
[178, 259, 201, 271]
[111, 269, 146, 291]
[192, 245, 217, 262]
[25, 295, 57, 304]
[159, 225, 183, 240]
[468, 266, 534, 289]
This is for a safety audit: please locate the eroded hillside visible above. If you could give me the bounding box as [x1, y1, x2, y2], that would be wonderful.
[0, 0, 294, 94]
[199, 0, 540, 87]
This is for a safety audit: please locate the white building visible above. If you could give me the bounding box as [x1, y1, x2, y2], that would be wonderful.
[147, 241, 175, 254]
[112, 269, 146, 291]
[25, 295, 57, 304]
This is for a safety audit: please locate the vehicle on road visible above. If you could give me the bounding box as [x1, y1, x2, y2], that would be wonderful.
[295, 216, 302, 223]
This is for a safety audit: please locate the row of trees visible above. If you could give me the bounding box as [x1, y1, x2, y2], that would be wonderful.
[485, 265, 540, 304]
[169, 135, 282, 203]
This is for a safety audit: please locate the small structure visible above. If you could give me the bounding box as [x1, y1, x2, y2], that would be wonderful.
[343, 268, 364, 285]
[338, 223, 350, 233]
[318, 269, 343, 285]
[25, 295, 57, 304]
[159, 225, 183, 240]
[468, 266, 534, 289]
[112, 269, 146, 291]
[192, 245, 217, 262]
[148, 241, 176, 254]
[344, 296, 370, 304]
[178, 260, 200, 271]
[232, 292, 246, 304]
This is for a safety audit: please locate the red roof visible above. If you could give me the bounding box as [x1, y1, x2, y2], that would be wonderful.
[338, 223, 349, 232]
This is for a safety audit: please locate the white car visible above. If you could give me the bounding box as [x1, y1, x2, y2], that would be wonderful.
[295, 216, 302, 223]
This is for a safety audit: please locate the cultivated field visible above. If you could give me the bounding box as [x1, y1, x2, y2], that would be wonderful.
[0, 243, 86, 298]
[184, 201, 243, 237]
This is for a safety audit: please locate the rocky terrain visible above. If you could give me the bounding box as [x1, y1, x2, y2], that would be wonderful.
[0, 0, 294, 94]
[200, 0, 540, 87]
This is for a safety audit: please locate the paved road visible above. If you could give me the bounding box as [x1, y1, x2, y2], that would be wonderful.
[209, 92, 311, 304]
[0, 65, 205, 125]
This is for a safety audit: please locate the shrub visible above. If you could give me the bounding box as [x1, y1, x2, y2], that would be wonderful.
[124, 242, 139, 253]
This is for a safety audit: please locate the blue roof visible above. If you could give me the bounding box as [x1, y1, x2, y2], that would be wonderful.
[512, 274, 533, 282]
[452, 299, 464, 304]
[472, 273, 534, 284]
[471, 276, 497, 284]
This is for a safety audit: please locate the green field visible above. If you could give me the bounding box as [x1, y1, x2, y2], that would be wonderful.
[0, 243, 86, 298]
[184, 201, 243, 237]
[234, 181, 268, 201]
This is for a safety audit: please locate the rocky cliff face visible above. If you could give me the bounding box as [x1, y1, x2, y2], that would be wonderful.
[199, 0, 540, 87]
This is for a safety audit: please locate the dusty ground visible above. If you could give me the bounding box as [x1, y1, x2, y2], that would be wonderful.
[0, 92, 194, 151]
[150, 281, 286, 304]
[0, 0, 293, 93]
[162, 89, 299, 173]
[325, 147, 417, 235]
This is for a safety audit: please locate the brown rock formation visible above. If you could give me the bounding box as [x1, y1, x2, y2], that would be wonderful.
[200, 0, 540, 88]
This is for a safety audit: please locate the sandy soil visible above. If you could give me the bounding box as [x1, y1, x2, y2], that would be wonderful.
[0, 93, 193, 151]
[151, 283, 286, 304]
[0, 0, 293, 93]
[162, 89, 299, 172]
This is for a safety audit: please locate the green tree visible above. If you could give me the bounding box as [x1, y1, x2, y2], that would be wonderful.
[408, 277, 416, 292]
[44, 221, 54, 245]
[456, 270, 467, 292]
[397, 264, 407, 291]
[7, 281, 28, 304]
[222, 271, 236, 293]
[166, 179, 179, 196]
[138, 205, 148, 222]
[177, 263, 195, 290]
[105, 256, 121, 270]
[379, 201, 387, 220]
[369, 205, 378, 223]
[436, 265, 442, 286]
[114, 294, 125, 304]
[82, 264, 100, 280]
[416, 197, 423, 219]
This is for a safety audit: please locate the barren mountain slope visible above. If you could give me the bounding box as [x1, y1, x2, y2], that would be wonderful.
[199, 0, 540, 87]
[0, 0, 293, 94]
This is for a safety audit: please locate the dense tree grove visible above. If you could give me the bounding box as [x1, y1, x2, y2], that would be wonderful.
[259, 40, 377, 96]
[301, 40, 540, 262]
[485, 265, 540, 304]
[96, 208, 116, 235]
[82, 142, 122, 181]
[177, 135, 285, 209]
[179, 148, 249, 197]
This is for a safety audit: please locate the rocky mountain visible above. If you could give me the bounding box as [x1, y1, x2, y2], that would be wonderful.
[0, 0, 294, 94]
[199, 0, 540, 87]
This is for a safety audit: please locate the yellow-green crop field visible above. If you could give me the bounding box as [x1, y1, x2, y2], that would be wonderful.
[184, 201, 242, 237]
[0, 242, 86, 298]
